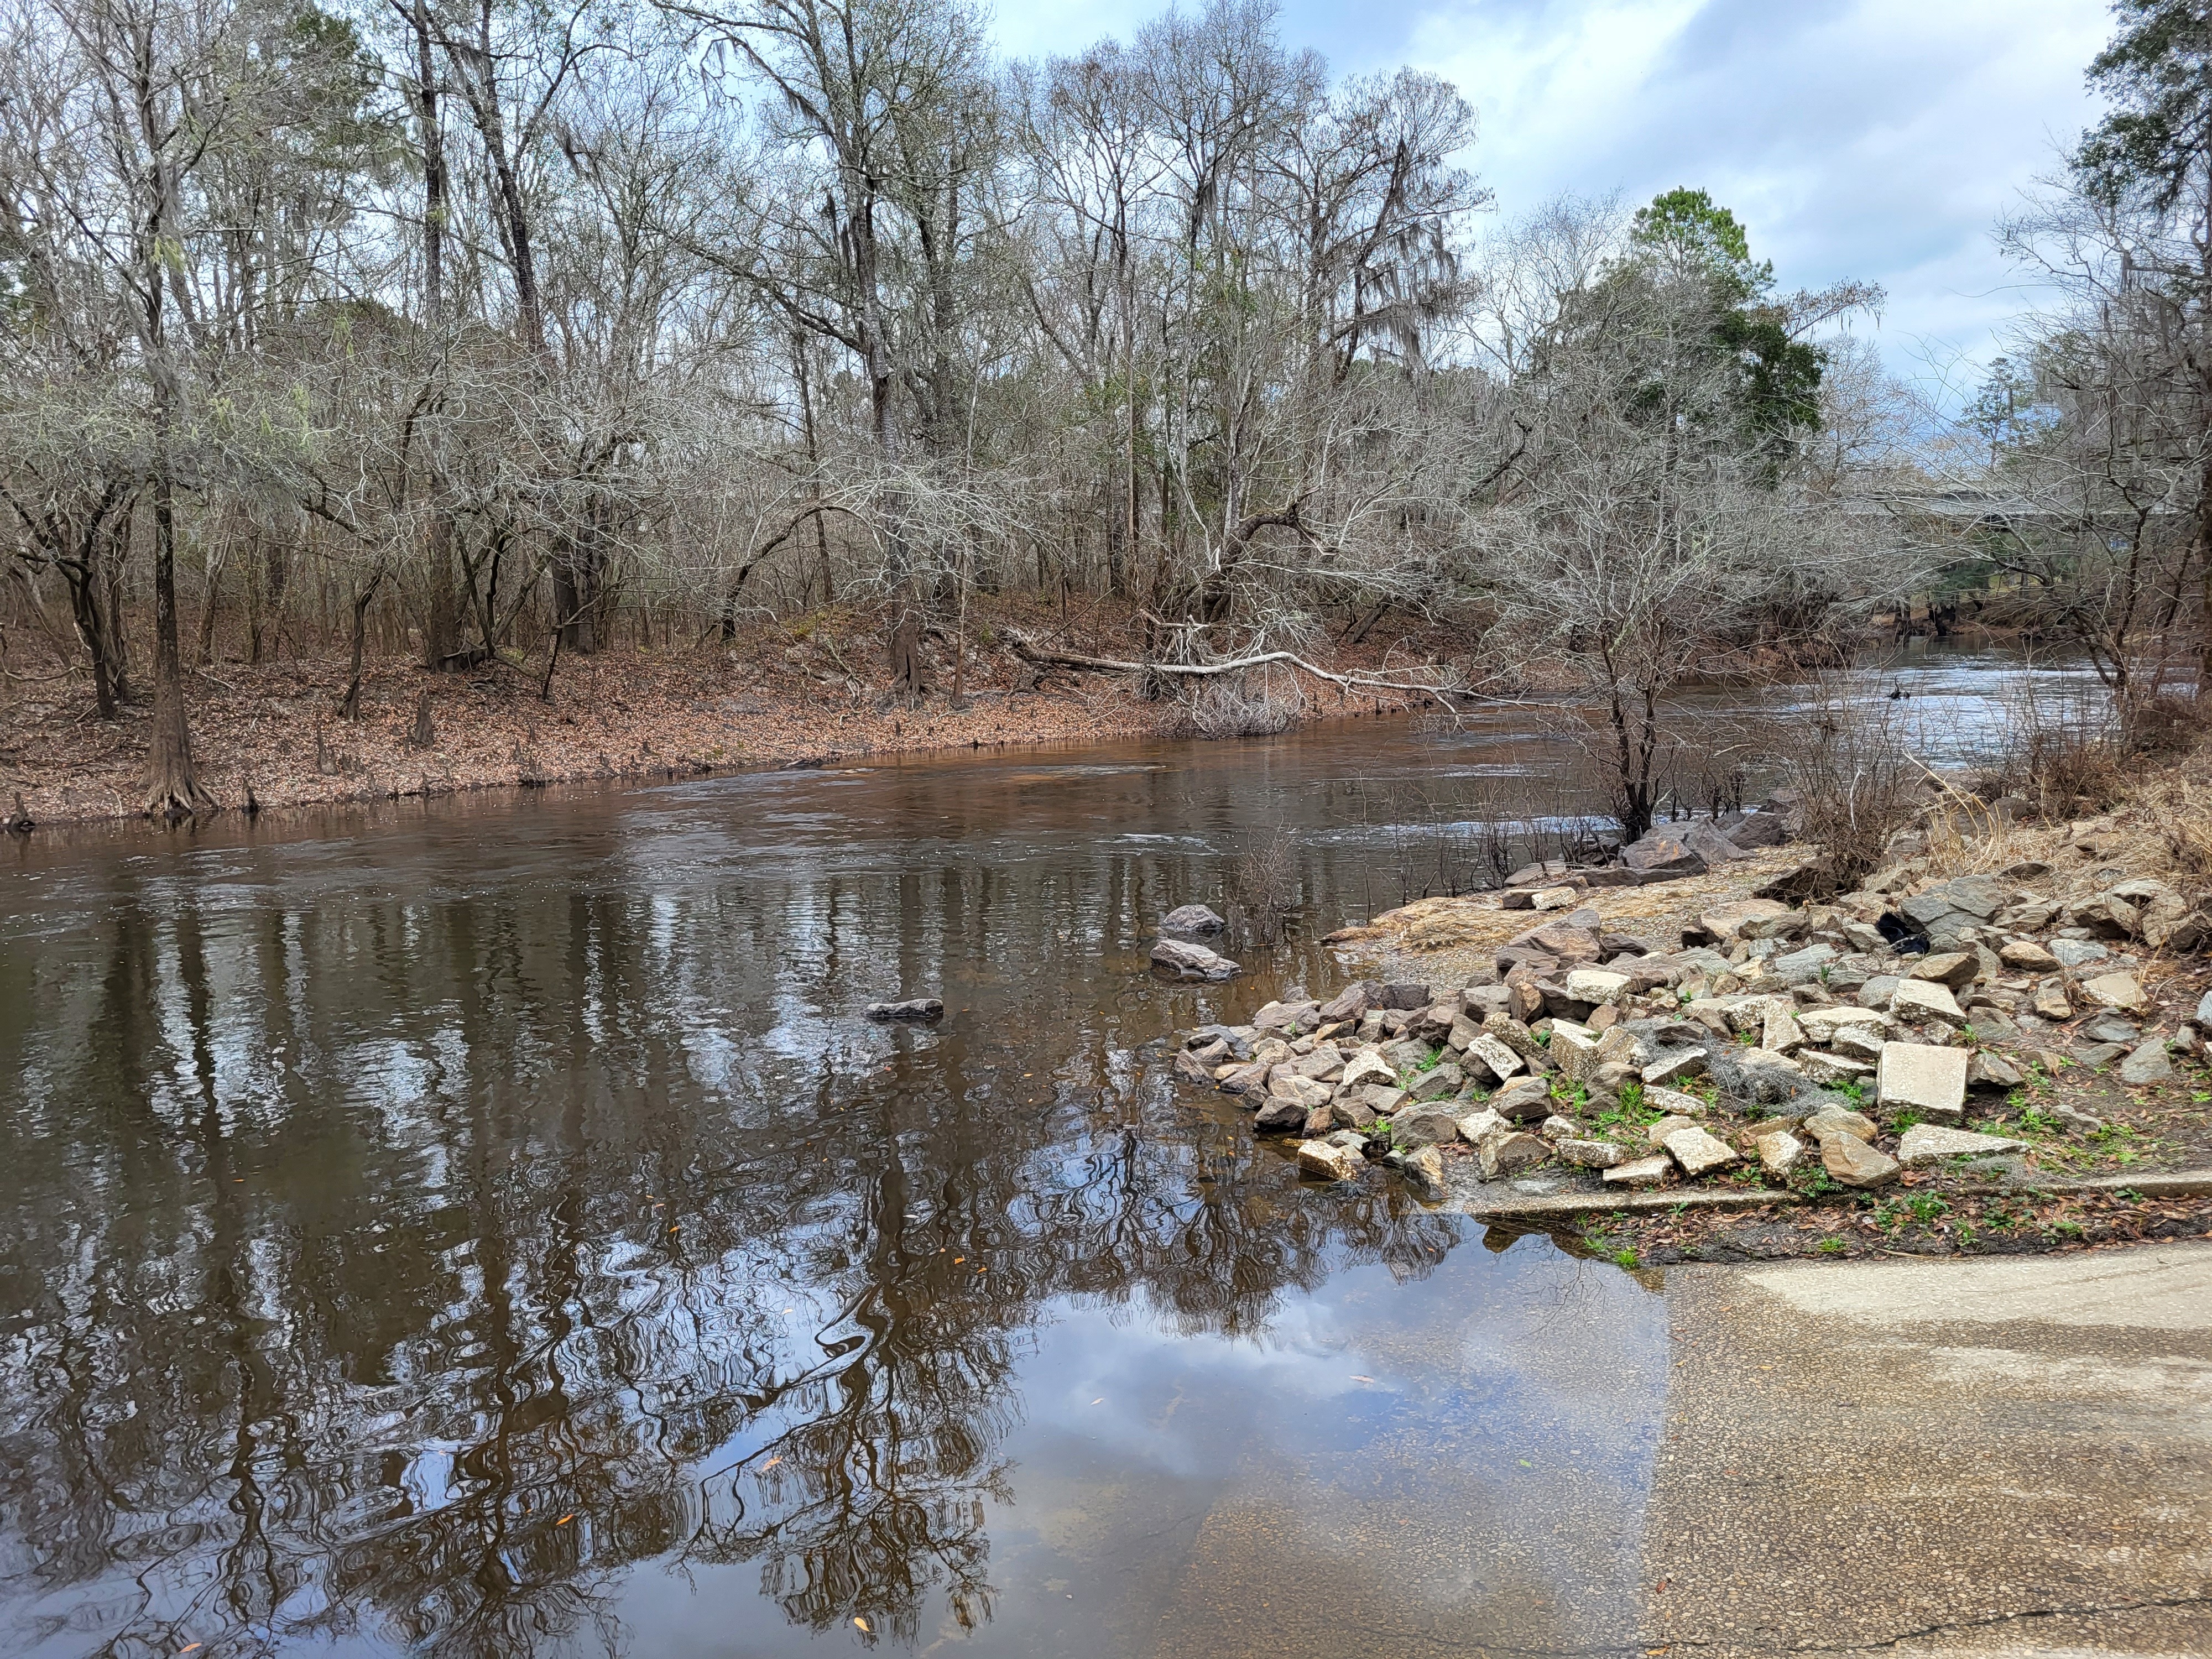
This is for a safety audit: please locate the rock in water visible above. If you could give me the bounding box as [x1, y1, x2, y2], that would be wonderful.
[1297, 1139, 1364, 1182]
[1160, 903, 1226, 935]
[867, 998, 945, 1021]
[1149, 937, 1241, 981]
[1820, 1133, 1900, 1189]
[1394, 1144, 1446, 1197]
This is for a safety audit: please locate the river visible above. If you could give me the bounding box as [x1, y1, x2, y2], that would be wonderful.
[0, 644, 2096, 1658]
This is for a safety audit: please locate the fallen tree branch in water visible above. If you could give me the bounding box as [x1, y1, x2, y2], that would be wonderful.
[1003, 632, 1478, 702]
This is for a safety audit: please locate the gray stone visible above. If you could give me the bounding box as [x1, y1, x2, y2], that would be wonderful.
[1455, 1106, 1507, 1147]
[2049, 1102, 2106, 1134]
[1763, 1006, 1808, 1053]
[2078, 1042, 2128, 1067]
[1394, 1144, 1446, 1197]
[1876, 1042, 1969, 1125]
[1642, 1113, 1703, 1146]
[1890, 979, 1966, 1027]
[1801, 1050, 1875, 1087]
[1799, 1006, 1887, 1044]
[1684, 819, 1751, 866]
[1479, 1131, 1549, 1177]
[2079, 973, 2148, 1015]
[1601, 1154, 1676, 1187]
[1361, 1084, 1409, 1118]
[1267, 1072, 1334, 1110]
[1966, 1050, 2025, 1089]
[1149, 937, 1241, 981]
[1465, 1033, 1527, 1083]
[1563, 967, 1631, 1004]
[1767, 943, 1840, 986]
[1897, 1124, 2028, 1167]
[1160, 903, 1226, 935]
[1754, 1129, 1806, 1175]
[1911, 950, 1980, 989]
[1820, 1132, 1901, 1189]
[1643, 1084, 1708, 1117]
[1859, 975, 1902, 1008]
[1329, 1095, 1378, 1131]
[1338, 1050, 1395, 1092]
[1833, 1024, 1887, 1062]
[1172, 1048, 1214, 1085]
[2000, 938, 2059, 972]
[1253, 1095, 1310, 1132]
[1405, 1062, 1466, 1102]
[2119, 1039, 2173, 1086]
[1318, 983, 1370, 1022]
[1539, 1113, 1582, 1139]
[1255, 999, 1324, 1034]
[1661, 1125, 1740, 1178]
[1547, 1023, 1601, 1081]
[1621, 832, 1703, 875]
[1490, 1078, 1555, 1121]
[2048, 937, 2110, 969]
[1641, 1046, 1710, 1085]
[1556, 1138, 1626, 1168]
[2081, 1015, 2141, 1045]
[1803, 1104, 1881, 1144]
[1297, 1138, 1365, 1181]
[1391, 1099, 1465, 1144]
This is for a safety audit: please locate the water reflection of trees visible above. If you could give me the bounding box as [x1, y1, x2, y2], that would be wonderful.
[0, 835, 1463, 1658]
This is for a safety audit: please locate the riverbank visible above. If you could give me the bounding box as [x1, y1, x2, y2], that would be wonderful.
[1164, 735, 2212, 1264]
[0, 599, 1428, 827]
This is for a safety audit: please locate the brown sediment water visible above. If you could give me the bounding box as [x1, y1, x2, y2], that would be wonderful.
[0, 644, 2082, 1657]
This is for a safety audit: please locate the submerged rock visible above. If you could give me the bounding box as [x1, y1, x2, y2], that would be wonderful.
[1149, 937, 1240, 981]
[1160, 903, 1226, 935]
[1297, 1138, 1365, 1182]
[867, 997, 945, 1021]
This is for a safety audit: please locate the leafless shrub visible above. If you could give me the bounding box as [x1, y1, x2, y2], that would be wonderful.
[1970, 677, 2128, 816]
[1771, 682, 1923, 888]
[1228, 826, 1302, 945]
[1187, 669, 1307, 738]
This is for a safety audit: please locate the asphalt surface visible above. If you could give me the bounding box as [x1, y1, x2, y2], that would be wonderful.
[1644, 1243, 2212, 1657]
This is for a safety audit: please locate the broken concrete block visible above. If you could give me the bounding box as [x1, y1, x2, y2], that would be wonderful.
[1876, 1041, 1969, 1125]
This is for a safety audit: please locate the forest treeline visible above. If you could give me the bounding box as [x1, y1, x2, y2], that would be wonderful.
[2, 0, 2210, 820]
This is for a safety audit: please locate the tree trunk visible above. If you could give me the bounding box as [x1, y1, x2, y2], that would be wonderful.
[144, 466, 214, 820]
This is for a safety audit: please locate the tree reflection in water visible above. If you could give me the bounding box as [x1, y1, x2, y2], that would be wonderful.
[0, 798, 1462, 1659]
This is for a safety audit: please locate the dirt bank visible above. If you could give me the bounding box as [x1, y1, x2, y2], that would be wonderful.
[0, 599, 1430, 828]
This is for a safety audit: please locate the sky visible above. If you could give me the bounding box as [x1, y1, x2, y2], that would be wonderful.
[988, 0, 2119, 404]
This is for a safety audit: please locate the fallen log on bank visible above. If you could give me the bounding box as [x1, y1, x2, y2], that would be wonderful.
[1003, 632, 1476, 703]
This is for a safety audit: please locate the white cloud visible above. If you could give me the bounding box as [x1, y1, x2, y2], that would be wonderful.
[989, 0, 2118, 394]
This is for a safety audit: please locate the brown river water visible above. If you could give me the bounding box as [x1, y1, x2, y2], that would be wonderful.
[0, 645, 2088, 1658]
